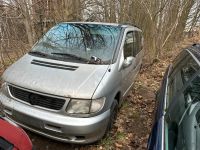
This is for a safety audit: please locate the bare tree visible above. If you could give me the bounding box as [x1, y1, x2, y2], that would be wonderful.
[0, 0, 200, 67]
[0, 0, 83, 68]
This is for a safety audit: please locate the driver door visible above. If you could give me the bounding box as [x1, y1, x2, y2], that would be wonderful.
[121, 31, 137, 96]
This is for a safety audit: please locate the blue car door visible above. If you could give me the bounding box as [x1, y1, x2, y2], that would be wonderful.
[148, 66, 171, 150]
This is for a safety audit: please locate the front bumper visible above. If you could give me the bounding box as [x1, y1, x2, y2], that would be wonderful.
[0, 94, 110, 144]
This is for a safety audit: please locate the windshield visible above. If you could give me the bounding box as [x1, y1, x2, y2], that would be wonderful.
[31, 23, 121, 63]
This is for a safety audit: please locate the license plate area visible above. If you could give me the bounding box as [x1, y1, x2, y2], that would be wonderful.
[13, 111, 43, 129]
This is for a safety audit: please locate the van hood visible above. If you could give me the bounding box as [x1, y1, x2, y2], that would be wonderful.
[3, 54, 109, 99]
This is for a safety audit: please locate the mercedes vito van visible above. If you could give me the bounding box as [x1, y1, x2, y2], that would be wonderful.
[0, 22, 143, 143]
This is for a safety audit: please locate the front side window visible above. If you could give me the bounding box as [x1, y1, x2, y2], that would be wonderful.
[31, 23, 121, 63]
[124, 32, 134, 59]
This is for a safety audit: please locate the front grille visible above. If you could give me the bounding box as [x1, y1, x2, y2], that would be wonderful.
[9, 85, 66, 110]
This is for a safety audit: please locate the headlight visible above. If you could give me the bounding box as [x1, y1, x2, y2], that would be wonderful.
[66, 100, 90, 114]
[66, 97, 105, 115]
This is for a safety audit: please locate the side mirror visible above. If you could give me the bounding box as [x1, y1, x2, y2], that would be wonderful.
[123, 56, 134, 68]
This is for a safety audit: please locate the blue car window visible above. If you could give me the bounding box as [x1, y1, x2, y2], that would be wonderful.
[168, 53, 199, 107]
[184, 75, 200, 103]
[168, 51, 188, 105]
[166, 52, 200, 150]
[181, 58, 199, 83]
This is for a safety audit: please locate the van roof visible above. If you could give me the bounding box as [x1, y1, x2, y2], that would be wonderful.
[60, 21, 141, 30]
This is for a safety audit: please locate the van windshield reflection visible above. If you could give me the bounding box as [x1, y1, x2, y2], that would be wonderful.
[31, 23, 121, 64]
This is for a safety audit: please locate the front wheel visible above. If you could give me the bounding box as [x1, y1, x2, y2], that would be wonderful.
[105, 100, 118, 136]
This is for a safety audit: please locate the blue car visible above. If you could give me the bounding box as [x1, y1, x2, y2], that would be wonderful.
[148, 44, 200, 150]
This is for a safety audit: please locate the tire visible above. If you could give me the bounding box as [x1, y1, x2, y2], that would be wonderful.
[105, 100, 118, 136]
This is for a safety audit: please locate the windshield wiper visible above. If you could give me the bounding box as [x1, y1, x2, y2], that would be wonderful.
[29, 51, 47, 57]
[51, 52, 88, 62]
[88, 56, 102, 64]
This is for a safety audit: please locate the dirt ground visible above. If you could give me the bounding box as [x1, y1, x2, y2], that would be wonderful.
[2, 36, 200, 150]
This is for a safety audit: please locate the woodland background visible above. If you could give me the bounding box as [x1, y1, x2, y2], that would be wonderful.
[1, 0, 200, 68]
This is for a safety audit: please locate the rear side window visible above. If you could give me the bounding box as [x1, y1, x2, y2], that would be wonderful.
[136, 31, 143, 53]
[133, 31, 142, 56]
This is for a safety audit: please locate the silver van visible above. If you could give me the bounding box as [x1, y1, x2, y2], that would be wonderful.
[0, 22, 144, 144]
